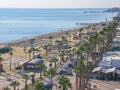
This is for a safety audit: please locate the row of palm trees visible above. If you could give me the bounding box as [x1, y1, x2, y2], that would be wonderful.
[73, 21, 118, 90]
[3, 67, 71, 90]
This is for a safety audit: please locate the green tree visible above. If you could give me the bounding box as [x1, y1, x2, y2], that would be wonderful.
[49, 57, 58, 68]
[34, 81, 46, 90]
[74, 64, 79, 90]
[44, 67, 56, 90]
[78, 56, 86, 90]
[27, 49, 32, 59]
[2, 87, 11, 90]
[10, 81, 19, 90]
[0, 55, 4, 71]
[82, 41, 91, 85]
[59, 50, 65, 63]
[58, 74, 71, 90]
[30, 74, 35, 85]
[65, 32, 69, 41]
[9, 51, 13, 71]
[22, 74, 29, 89]
[0, 54, 3, 64]
[48, 36, 53, 45]
[43, 45, 49, 56]
[55, 40, 63, 52]
[37, 63, 45, 79]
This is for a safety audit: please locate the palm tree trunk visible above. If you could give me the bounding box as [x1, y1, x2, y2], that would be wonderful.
[14, 86, 16, 90]
[25, 79, 27, 89]
[63, 87, 65, 90]
[86, 52, 89, 86]
[10, 57, 12, 71]
[75, 73, 78, 90]
[32, 76, 35, 85]
[79, 75, 82, 90]
[40, 70, 42, 79]
[55, 62, 56, 68]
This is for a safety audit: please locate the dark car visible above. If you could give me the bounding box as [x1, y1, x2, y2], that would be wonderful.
[65, 69, 72, 75]
[57, 68, 66, 75]
[43, 82, 52, 90]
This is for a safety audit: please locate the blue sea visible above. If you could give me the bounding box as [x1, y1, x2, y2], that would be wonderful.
[0, 8, 118, 43]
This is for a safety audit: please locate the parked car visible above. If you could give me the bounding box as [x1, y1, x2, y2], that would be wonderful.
[57, 68, 72, 75]
[65, 68, 72, 75]
[57, 68, 66, 75]
[43, 82, 52, 90]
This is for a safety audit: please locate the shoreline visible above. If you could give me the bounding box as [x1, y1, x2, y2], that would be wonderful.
[0, 22, 108, 47]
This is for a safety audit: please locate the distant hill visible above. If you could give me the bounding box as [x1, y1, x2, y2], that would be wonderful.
[105, 7, 120, 12]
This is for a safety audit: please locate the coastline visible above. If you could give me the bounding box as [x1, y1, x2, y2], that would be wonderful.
[0, 22, 105, 47]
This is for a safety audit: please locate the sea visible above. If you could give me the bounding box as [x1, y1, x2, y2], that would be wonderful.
[0, 8, 118, 43]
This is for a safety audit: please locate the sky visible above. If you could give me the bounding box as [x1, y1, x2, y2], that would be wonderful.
[0, 0, 120, 8]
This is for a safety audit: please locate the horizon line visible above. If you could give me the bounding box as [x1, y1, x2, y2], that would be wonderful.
[0, 7, 112, 9]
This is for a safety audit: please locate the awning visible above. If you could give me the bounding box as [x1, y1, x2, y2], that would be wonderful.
[100, 67, 116, 74]
[92, 67, 102, 73]
[116, 69, 120, 75]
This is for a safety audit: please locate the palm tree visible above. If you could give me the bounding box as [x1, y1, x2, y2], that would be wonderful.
[79, 28, 83, 36]
[27, 49, 32, 59]
[74, 63, 79, 90]
[55, 40, 63, 52]
[58, 51, 65, 63]
[30, 74, 35, 85]
[82, 41, 91, 85]
[45, 67, 56, 90]
[49, 57, 58, 68]
[28, 48, 39, 59]
[58, 74, 71, 90]
[61, 36, 67, 42]
[0, 55, 3, 64]
[2, 87, 11, 90]
[31, 48, 36, 59]
[43, 45, 49, 56]
[34, 81, 45, 90]
[22, 74, 29, 89]
[65, 50, 71, 59]
[37, 63, 45, 79]
[65, 32, 69, 41]
[88, 32, 99, 63]
[31, 48, 39, 59]
[0, 55, 3, 71]
[48, 36, 53, 45]
[10, 81, 19, 90]
[78, 56, 86, 90]
[9, 51, 13, 71]
[23, 47, 27, 53]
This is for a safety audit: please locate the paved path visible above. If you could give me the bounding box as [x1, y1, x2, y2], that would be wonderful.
[90, 79, 120, 90]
